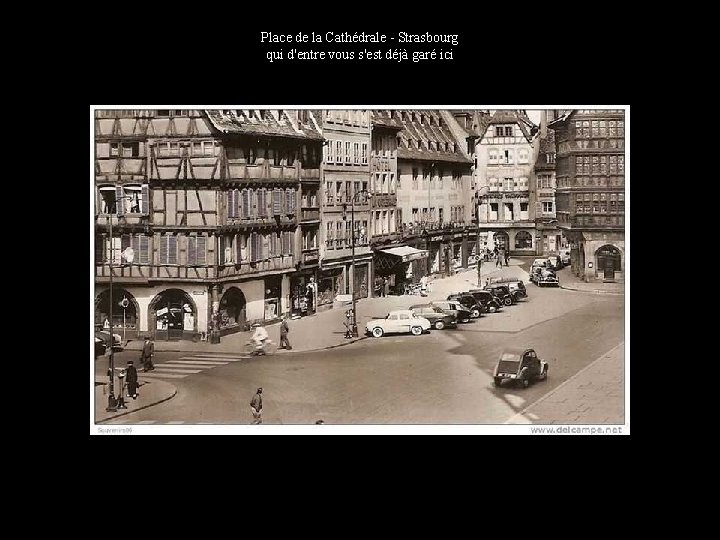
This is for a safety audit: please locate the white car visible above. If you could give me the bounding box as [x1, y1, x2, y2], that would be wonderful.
[365, 309, 432, 338]
[560, 250, 571, 266]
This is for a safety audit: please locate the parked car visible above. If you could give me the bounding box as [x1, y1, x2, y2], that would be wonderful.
[466, 290, 503, 313]
[478, 285, 515, 306]
[431, 301, 472, 323]
[446, 294, 484, 318]
[95, 330, 123, 350]
[94, 337, 106, 357]
[409, 304, 457, 330]
[532, 267, 560, 287]
[493, 347, 548, 388]
[365, 309, 432, 338]
[547, 255, 562, 270]
[560, 250, 571, 266]
[488, 277, 528, 300]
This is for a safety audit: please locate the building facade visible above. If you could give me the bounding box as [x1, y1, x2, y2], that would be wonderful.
[550, 109, 625, 282]
[532, 110, 566, 256]
[94, 109, 322, 341]
[319, 110, 372, 309]
[472, 111, 539, 256]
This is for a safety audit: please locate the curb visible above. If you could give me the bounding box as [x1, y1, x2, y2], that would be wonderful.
[504, 341, 625, 425]
[559, 284, 624, 295]
[96, 383, 178, 424]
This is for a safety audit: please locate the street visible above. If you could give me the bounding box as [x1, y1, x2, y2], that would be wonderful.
[100, 284, 624, 425]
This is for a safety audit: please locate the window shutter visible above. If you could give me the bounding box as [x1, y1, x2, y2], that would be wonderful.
[228, 191, 237, 219]
[197, 236, 206, 265]
[141, 185, 149, 214]
[250, 232, 257, 261]
[287, 231, 294, 255]
[236, 235, 242, 263]
[168, 236, 177, 264]
[188, 236, 197, 265]
[286, 189, 296, 214]
[272, 190, 282, 216]
[257, 189, 266, 217]
[131, 235, 139, 261]
[139, 236, 150, 264]
[242, 190, 250, 218]
[121, 234, 131, 252]
[115, 186, 124, 215]
[160, 235, 168, 263]
[262, 234, 269, 259]
[95, 235, 105, 263]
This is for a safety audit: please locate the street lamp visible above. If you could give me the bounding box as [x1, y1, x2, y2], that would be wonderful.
[475, 187, 489, 287]
[342, 189, 371, 337]
[103, 195, 133, 413]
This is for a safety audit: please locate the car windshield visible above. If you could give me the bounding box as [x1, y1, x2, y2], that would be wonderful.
[432, 307, 445, 313]
[500, 352, 521, 362]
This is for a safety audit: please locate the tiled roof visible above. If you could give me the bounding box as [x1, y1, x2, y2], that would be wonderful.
[534, 130, 556, 170]
[205, 110, 323, 140]
[370, 110, 404, 130]
[387, 109, 472, 164]
[483, 110, 538, 141]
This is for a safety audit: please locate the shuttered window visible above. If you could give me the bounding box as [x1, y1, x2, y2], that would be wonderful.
[272, 189, 282, 216]
[250, 232, 257, 261]
[95, 235, 105, 263]
[285, 189, 296, 214]
[236, 234, 243, 263]
[188, 236, 207, 266]
[228, 190, 238, 219]
[241, 190, 251, 218]
[159, 235, 178, 264]
[257, 189, 267, 217]
[115, 186, 125, 216]
[141, 185, 150, 214]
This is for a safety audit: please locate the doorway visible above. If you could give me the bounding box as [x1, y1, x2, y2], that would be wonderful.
[596, 245, 621, 280]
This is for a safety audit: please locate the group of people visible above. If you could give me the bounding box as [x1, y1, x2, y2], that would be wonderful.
[374, 277, 391, 297]
[491, 247, 510, 268]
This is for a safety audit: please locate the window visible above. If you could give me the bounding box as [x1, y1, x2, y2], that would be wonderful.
[520, 202, 529, 220]
[362, 143, 368, 165]
[412, 208, 419, 222]
[494, 127, 503, 137]
[518, 149, 528, 164]
[542, 201, 554, 213]
[438, 208, 444, 224]
[489, 203, 498, 221]
[504, 177, 513, 191]
[504, 149, 513, 164]
[423, 168, 430, 189]
[159, 235, 178, 265]
[122, 185, 148, 214]
[515, 231, 532, 249]
[345, 142, 351, 164]
[354, 143, 360, 165]
[505, 203, 514, 220]
[187, 236, 207, 266]
[504, 126, 513, 137]
[99, 186, 117, 214]
[326, 139, 334, 163]
[335, 141, 342, 164]
[438, 169, 443, 188]
[546, 153, 555, 164]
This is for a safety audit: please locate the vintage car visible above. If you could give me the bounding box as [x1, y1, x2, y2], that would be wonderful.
[465, 290, 503, 313]
[95, 330, 123, 350]
[493, 347, 548, 388]
[478, 285, 515, 306]
[431, 301, 472, 323]
[489, 277, 528, 300]
[532, 267, 560, 287]
[409, 304, 457, 330]
[94, 337, 106, 357]
[446, 294, 484, 318]
[365, 309, 432, 338]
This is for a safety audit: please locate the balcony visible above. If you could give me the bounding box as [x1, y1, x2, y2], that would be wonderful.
[225, 162, 301, 183]
[217, 255, 295, 279]
[224, 215, 297, 229]
[300, 207, 320, 222]
[370, 193, 397, 208]
[301, 248, 320, 266]
[96, 263, 216, 282]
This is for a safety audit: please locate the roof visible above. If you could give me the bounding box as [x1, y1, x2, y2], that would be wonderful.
[204, 110, 323, 140]
[370, 110, 404, 130]
[379, 245, 429, 261]
[480, 110, 538, 142]
[501, 346, 533, 356]
[378, 110, 473, 165]
[534, 129, 556, 170]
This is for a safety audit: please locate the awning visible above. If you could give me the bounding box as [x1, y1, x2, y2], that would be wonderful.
[379, 246, 429, 262]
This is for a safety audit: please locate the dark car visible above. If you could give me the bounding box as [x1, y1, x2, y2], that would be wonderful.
[446, 294, 484, 318]
[493, 347, 548, 388]
[409, 304, 457, 330]
[95, 330, 123, 351]
[94, 337, 106, 358]
[532, 267, 560, 287]
[488, 277, 528, 300]
[466, 290, 503, 313]
[478, 285, 515, 306]
[431, 300, 472, 323]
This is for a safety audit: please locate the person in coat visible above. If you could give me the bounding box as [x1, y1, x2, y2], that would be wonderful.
[125, 360, 139, 399]
[140, 337, 155, 372]
[250, 387, 263, 424]
[383, 277, 390, 297]
[279, 314, 292, 350]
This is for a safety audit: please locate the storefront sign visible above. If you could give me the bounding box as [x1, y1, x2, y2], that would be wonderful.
[156, 307, 168, 316]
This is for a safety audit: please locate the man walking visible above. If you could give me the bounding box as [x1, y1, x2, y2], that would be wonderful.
[504, 250, 509, 266]
[250, 387, 263, 424]
[125, 360, 139, 399]
[279, 314, 292, 350]
[140, 337, 155, 372]
[383, 277, 390, 297]
[496, 251, 502, 267]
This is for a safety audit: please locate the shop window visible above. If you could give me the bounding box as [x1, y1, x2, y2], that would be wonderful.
[515, 231, 532, 249]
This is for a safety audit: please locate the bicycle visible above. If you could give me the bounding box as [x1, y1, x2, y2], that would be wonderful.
[244, 339, 278, 356]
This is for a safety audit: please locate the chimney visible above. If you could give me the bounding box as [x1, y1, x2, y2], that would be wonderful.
[540, 110, 548, 138]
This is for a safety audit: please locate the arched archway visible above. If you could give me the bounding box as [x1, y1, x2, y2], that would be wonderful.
[219, 286, 247, 334]
[515, 231, 533, 249]
[494, 231, 509, 251]
[596, 244, 622, 280]
[148, 289, 197, 341]
[95, 287, 140, 340]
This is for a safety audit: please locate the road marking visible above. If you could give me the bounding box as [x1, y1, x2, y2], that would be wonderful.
[151, 367, 203, 374]
[139, 372, 188, 379]
[157, 362, 222, 369]
[180, 355, 247, 362]
[166, 360, 229, 365]
[137, 420, 156, 424]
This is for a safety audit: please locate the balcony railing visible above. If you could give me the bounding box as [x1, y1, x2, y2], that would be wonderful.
[300, 208, 320, 221]
[217, 255, 295, 278]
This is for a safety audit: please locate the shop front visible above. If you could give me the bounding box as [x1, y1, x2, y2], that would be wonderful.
[290, 271, 318, 317]
[218, 286, 247, 335]
[374, 246, 429, 294]
[318, 267, 344, 308]
[264, 275, 282, 321]
[353, 262, 369, 300]
[94, 286, 140, 342]
[149, 289, 197, 341]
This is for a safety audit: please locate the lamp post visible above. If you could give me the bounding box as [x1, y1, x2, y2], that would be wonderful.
[475, 187, 489, 287]
[343, 189, 371, 337]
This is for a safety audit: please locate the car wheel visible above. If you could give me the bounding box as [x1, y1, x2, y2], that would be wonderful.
[503, 297, 513, 306]
[540, 367, 548, 380]
[522, 378, 531, 389]
[494, 378, 503, 387]
[434, 320, 445, 330]
[371, 327, 384, 338]
[471, 309, 480, 318]
[411, 326, 423, 336]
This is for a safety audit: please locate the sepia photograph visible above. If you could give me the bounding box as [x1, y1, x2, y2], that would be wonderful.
[90, 107, 628, 435]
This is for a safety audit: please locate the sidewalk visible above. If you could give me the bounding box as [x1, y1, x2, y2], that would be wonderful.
[556, 266, 625, 295]
[122, 259, 530, 355]
[94, 376, 177, 423]
[505, 342, 625, 425]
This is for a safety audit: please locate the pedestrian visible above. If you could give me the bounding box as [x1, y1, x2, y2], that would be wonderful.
[383, 277, 390, 297]
[140, 336, 155, 372]
[125, 360, 139, 399]
[279, 314, 292, 350]
[496, 252, 502, 267]
[250, 387, 263, 424]
[504, 250, 509, 266]
[103, 318, 110, 330]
